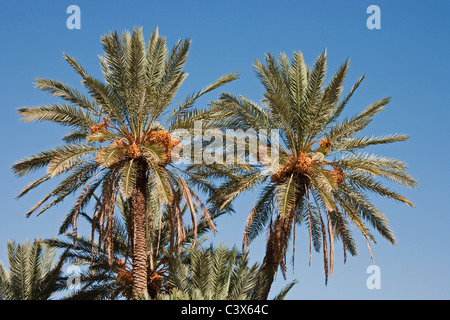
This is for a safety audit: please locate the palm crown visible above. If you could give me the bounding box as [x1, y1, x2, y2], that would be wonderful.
[0, 239, 68, 300]
[157, 243, 297, 300]
[12, 26, 237, 298]
[207, 49, 417, 298]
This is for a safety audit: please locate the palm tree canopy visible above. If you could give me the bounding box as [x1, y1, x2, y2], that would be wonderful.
[207, 49, 417, 284]
[12, 26, 237, 259]
[0, 239, 68, 300]
[155, 243, 297, 300]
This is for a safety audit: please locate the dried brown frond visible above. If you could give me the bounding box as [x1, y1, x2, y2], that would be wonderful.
[169, 185, 186, 253]
[178, 175, 198, 247]
[336, 211, 348, 264]
[263, 195, 299, 285]
[326, 211, 335, 277]
[319, 214, 329, 285]
[175, 203, 186, 252]
[189, 185, 216, 233]
[243, 207, 258, 251]
[98, 172, 119, 266]
[72, 180, 94, 249]
[90, 202, 101, 261]
[305, 187, 313, 266]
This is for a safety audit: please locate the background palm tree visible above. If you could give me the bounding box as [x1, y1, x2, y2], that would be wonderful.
[207, 49, 417, 299]
[155, 243, 297, 300]
[11, 26, 237, 298]
[0, 239, 68, 300]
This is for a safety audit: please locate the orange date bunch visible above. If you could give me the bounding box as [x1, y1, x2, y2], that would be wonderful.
[270, 137, 345, 185]
[319, 137, 332, 152]
[115, 259, 164, 299]
[115, 259, 133, 285]
[92, 122, 181, 167]
[145, 129, 180, 165]
[331, 167, 345, 184]
[89, 117, 112, 142]
[271, 151, 313, 183]
[127, 142, 141, 159]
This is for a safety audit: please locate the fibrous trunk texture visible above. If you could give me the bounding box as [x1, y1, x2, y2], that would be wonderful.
[130, 158, 149, 299]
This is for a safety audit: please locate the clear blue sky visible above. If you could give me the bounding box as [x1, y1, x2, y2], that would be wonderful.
[0, 0, 449, 299]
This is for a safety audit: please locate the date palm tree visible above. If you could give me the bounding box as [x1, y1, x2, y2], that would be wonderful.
[155, 243, 297, 300]
[0, 239, 68, 300]
[12, 26, 237, 298]
[208, 50, 417, 299]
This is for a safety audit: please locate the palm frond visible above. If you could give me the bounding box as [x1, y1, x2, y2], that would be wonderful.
[243, 183, 276, 249]
[17, 104, 96, 129]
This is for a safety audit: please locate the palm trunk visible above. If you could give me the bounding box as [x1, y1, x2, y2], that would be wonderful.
[129, 158, 149, 299]
[260, 187, 304, 300]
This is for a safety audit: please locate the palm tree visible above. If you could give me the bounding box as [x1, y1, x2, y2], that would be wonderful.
[12, 26, 237, 298]
[207, 50, 417, 299]
[47, 194, 223, 299]
[155, 243, 297, 300]
[0, 239, 68, 300]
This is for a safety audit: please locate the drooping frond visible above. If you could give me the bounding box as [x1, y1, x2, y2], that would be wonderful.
[275, 175, 298, 218]
[119, 159, 137, 198]
[17, 104, 96, 130]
